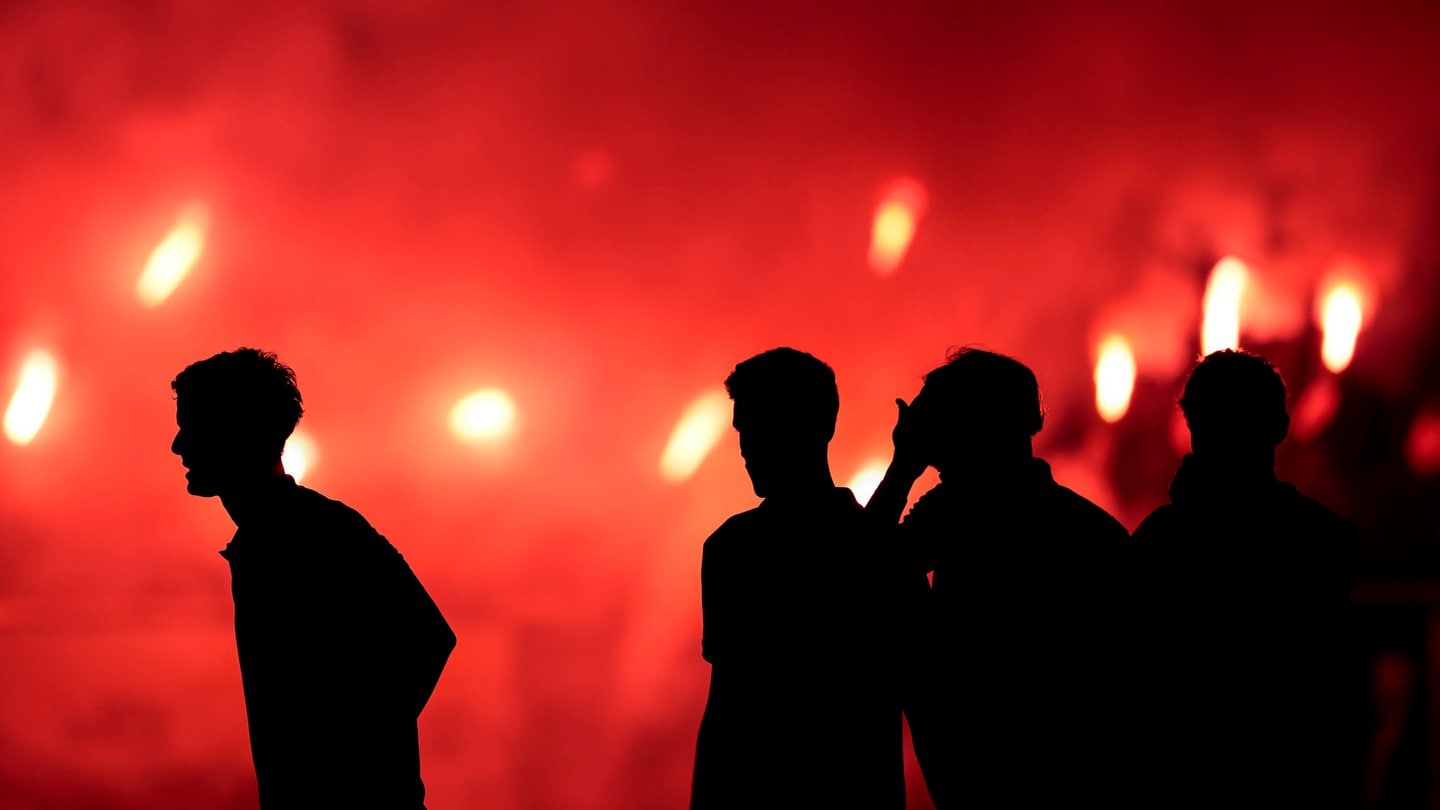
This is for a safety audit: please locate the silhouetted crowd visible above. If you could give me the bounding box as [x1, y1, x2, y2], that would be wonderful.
[691, 346, 1359, 810]
[168, 345, 1358, 809]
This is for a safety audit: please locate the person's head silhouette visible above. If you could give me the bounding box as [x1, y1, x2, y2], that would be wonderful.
[725, 348, 839, 499]
[909, 346, 1043, 476]
[1179, 349, 1289, 465]
[171, 348, 304, 497]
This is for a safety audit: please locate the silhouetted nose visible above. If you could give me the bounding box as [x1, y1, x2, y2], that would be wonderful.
[171, 430, 184, 457]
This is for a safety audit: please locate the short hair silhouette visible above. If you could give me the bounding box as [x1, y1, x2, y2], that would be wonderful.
[1179, 349, 1288, 447]
[724, 347, 839, 441]
[920, 346, 1044, 438]
[171, 348, 304, 458]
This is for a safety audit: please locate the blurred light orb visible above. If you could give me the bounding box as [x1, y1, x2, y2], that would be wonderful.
[282, 430, 317, 484]
[867, 177, 928, 276]
[660, 389, 731, 482]
[1201, 255, 1249, 355]
[846, 460, 889, 506]
[1318, 282, 1365, 374]
[4, 349, 59, 446]
[1291, 376, 1341, 443]
[1093, 334, 1136, 423]
[450, 388, 517, 442]
[1406, 410, 1440, 478]
[137, 202, 209, 308]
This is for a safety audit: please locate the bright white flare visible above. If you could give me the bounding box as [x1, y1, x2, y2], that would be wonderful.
[659, 390, 732, 482]
[867, 178, 928, 276]
[4, 350, 58, 445]
[1201, 256, 1249, 355]
[281, 430, 317, 483]
[846, 460, 890, 506]
[1094, 335, 1136, 423]
[450, 389, 517, 442]
[1319, 283, 1364, 374]
[137, 203, 209, 308]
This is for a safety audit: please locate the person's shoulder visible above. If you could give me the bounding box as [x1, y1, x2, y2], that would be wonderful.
[1049, 481, 1129, 540]
[293, 486, 393, 552]
[295, 485, 368, 526]
[1131, 504, 1182, 544]
[704, 506, 765, 550]
[1282, 486, 1361, 544]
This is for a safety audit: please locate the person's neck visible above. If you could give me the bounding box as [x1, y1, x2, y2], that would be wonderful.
[766, 462, 836, 501]
[219, 466, 290, 528]
[938, 451, 1033, 488]
[1188, 450, 1276, 487]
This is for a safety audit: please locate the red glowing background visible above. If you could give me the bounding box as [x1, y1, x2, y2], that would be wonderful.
[4, 1, 1440, 807]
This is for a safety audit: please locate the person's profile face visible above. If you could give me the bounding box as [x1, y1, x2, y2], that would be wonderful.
[171, 396, 255, 497]
[732, 399, 799, 499]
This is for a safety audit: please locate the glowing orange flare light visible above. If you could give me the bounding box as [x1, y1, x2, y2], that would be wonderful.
[1094, 335, 1136, 423]
[4, 350, 58, 445]
[660, 390, 731, 482]
[867, 178, 928, 276]
[137, 203, 208, 308]
[1319, 283, 1364, 374]
[846, 460, 889, 506]
[282, 430, 317, 484]
[450, 389, 517, 442]
[1201, 256, 1249, 355]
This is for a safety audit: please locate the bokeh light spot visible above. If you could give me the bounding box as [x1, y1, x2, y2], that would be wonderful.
[1319, 282, 1365, 374]
[4, 349, 58, 446]
[867, 178, 928, 276]
[659, 390, 731, 482]
[136, 202, 208, 308]
[450, 389, 518, 442]
[281, 430, 317, 483]
[1093, 334, 1136, 423]
[1201, 255, 1249, 355]
[1405, 410, 1440, 478]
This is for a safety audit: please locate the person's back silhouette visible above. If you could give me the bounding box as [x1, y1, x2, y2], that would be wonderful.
[170, 348, 456, 809]
[1131, 349, 1361, 809]
[689, 348, 913, 809]
[866, 346, 1130, 809]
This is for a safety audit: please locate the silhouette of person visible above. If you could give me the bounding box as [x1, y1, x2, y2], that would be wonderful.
[690, 348, 915, 809]
[866, 346, 1130, 809]
[1130, 349, 1361, 809]
[170, 348, 456, 809]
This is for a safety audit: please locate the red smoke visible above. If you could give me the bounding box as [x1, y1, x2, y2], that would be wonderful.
[3, 1, 1440, 807]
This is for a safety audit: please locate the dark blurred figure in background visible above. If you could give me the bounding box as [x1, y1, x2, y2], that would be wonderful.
[866, 346, 1130, 809]
[690, 347, 917, 809]
[171, 348, 456, 810]
[1131, 349, 1362, 809]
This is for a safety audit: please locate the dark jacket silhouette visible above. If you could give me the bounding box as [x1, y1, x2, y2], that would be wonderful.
[691, 487, 912, 809]
[1128, 349, 1361, 809]
[865, 347, 1131, 808]
[170, 348, 455, 809]
[690, 347, 913, 809]
[898, 458, 1129, 808]
[1131, 454, 1360, 809]
[220, 476, 456, 809]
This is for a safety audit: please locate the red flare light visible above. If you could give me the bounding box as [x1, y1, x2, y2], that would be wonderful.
[4, 349, 58, 445]
[1200, 256, 1249, 355]
[1093, 335, 1136, 423]
[867, 178, 928, 276]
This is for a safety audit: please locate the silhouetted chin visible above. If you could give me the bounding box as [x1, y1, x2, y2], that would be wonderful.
[184, 472, 221, 498]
